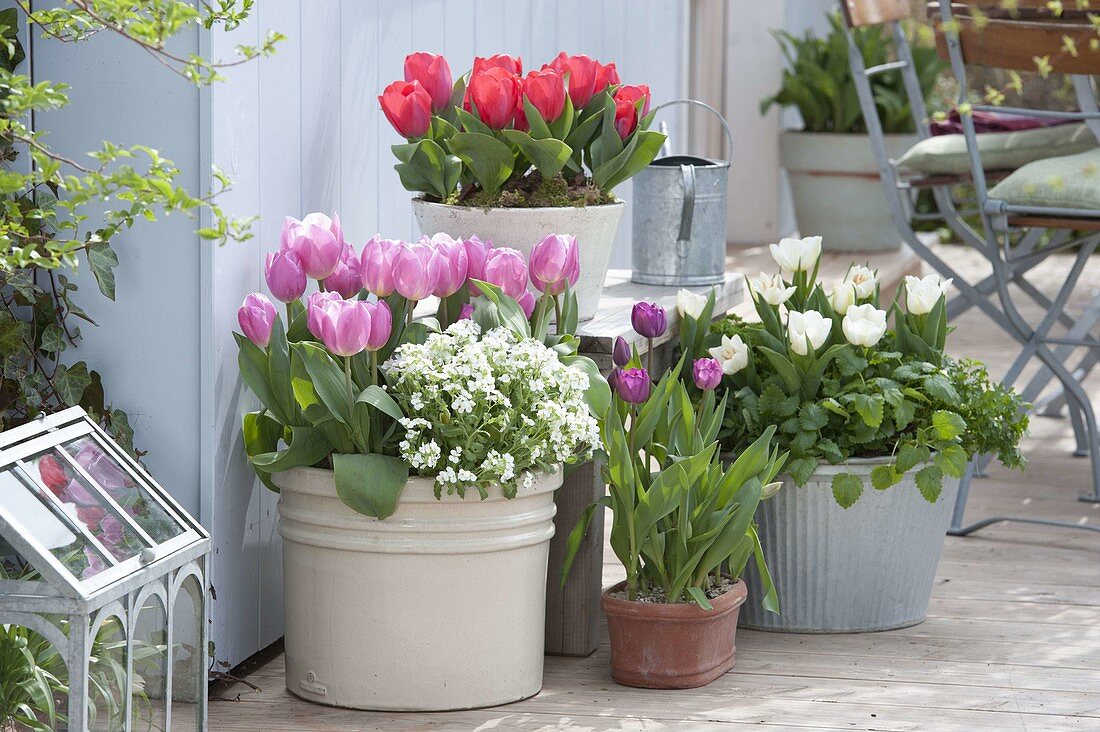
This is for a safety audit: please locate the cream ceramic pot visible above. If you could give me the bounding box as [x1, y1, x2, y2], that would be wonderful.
[412, 199, 625, 322]
[276, 465, 562, 711]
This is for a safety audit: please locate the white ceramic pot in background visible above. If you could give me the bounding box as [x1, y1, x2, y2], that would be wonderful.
[781, 131, 916, 252]
[412, 199, 625, 322]
[739, 457, 959, 633]
[276, 466, 562, 711]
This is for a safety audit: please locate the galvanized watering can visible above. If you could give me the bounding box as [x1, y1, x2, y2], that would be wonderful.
[631, 99, 732, 286]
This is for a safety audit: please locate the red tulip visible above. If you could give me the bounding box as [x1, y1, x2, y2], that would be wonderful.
[517, 69, 566, 130]
[468, 67, 519, 130]
[472, 54, 522, 77]
[404, 52, 453, 113]
[593, 61, 620, 96]
[616, 84, 651, 117]
[378, 80, 433, 139]
[546, 52, 598, 108]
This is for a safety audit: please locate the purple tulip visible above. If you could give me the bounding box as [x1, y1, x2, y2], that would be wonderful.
[364, 300, 393, 352]
[323, 244, 362, 299]
[427, 234, 469, 298]
[631, 301, 667, 339]
[615, 367, 651, 404]
[693, 357, 723, 391]
[265, 249, 307, 303]
[607, 367, 621, 393]
[237, 293, 276, 348]
[518, 290, 536, 319]
[612, 336, 631, 368]
[457, 302, 474, 320]
[463, 236, 493, 296]
[392, 240, 443, 301]
[529, 233, 580, 296]
[307, 291, 343, 340]
[311, 297, 374, 357]
[282, 214, 344, 280]
[361, 236, 400, 297]
[483, 247, 529, 300]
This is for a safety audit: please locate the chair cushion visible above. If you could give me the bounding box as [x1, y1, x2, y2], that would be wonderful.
[895, 123, 1098, 175]
[989, 147, 1100, 210]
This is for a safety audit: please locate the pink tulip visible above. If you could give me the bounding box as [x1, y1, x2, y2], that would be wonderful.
[361, 236, 400, 297]
[282, 213, 343, 279]
[472, 54, 522, 77]
[312, 297, 374, 357]
[546, 52, 599, 108]
[518, 290, 536, 319]
[392, 239, 442, 301]
[593, 61, 620, 96]
[379, 80, 433, 139]
[364, 300, 393, 352]
[468, 67, 520, 130]
[237, 293, 277, 348]
[529, 233, 580, 296]
[307, 291, 343, 340]
[265, 249, 307, 303]
[483, 247, 529, 300]
[463, 236, 493, 296]
[457, 302, 474, 320]
[404, 52, 453, 113]
[323, 244, 362, 299]
[427, 233, 469, 298]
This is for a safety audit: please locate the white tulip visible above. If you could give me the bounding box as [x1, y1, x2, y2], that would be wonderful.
[787, 310, 831, 356]
[842, 303, 888, 347]
[769, 235, 822, 274]
[904, 274, 953, 315]
[828, 281, 857, 315]
[844, 265, 878, 299]
[778, 304, 789, 326]
[749, 272, 796, 306]
[676, 288, 708, 320]
[708, 334, 749, 375]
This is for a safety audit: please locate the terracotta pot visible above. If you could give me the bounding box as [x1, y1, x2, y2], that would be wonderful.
[600, 577, 748, 689]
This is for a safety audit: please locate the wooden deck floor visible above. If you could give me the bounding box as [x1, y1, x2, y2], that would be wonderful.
[210, 248, 1100, 731]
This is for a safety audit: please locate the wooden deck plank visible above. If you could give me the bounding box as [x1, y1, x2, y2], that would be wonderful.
[209, 247, 1100, 731]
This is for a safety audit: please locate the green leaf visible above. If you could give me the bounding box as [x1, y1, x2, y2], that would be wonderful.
[686, 586, 713, 611]
[53, 362, 91, 406]
[934, 444, 968, 479]
[521, 95, 554, 139]
[850, 393, 884, 429]
[356, 384, 403, 421]
[242, 411, 283, 491]
[870, 464, 902, 490]
[832, 472, 863, 508]
[499, 129, 571, 179]
[293, 342, 353, 426]
[250, 426, 330, 473]
[87, 242, 119, 300]
[786, 457, 817, 486]
[798, 403, 828, 431]
[561, 354, 611, 419]
[931, 410, 967, 441]
[915, 464, 944, 503]
[471, 279, 530, 339]
[447, 132, 514, 195]
[333, 453, 410, 518]
[600, 130, 667, 192]
[895, 442, 930, 473]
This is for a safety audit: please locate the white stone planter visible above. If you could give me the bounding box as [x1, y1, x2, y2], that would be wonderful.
[739, 457, 959, 633]
[412, 199, 625, 322]
[275, 465, 562, 711]
[781, 131, 916, 252]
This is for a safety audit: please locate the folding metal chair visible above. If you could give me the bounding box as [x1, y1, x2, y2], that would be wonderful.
[838, 0, 1100, 534]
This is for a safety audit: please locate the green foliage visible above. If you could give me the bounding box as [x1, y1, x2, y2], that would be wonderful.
[760, 13, 945, 134]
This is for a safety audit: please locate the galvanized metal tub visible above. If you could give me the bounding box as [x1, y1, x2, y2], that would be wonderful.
[739, 457, 959, 633]
[631, 100, 731, 287]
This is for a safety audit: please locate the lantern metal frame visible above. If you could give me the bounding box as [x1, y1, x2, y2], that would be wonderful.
[0, 407, 211, 731]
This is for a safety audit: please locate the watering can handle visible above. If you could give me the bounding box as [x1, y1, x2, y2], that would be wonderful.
[650, 99, 734, 160]
[677, 164, 695, 254]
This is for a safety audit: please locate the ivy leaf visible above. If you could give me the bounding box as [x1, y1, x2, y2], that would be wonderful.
[871, 464, 902, 490]
[53, 361, 91, 406]
[87, 241, 119, 300]
[915, 464, 944, 503]
[832, 472, 863, 508]
[39, 324, 65, 353]
[931, 410, 967, 441]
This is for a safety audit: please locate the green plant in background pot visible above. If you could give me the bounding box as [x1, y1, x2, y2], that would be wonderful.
[761, 13, 946, 251]
[683, 235, 1027, 633]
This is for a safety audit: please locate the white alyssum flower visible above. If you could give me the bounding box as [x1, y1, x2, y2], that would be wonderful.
[750, 272, 796, 306]
[904, 274, 953, 315]
[842, 304, 888, 347]
[844, 265, 878, 299]
[383, 320, 599, 499]
[769, 235, 822, 274]
[708, 334, 749, 375]
[787, 310, 832, 356]
[827, 281, 857, 315]
[676, 288, 709, 320]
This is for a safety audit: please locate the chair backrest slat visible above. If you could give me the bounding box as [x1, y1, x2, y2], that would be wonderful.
[842, 0, 912, 27]
[934, 10, 1100, 74]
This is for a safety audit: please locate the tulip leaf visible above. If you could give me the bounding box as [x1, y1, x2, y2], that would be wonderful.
[471, 278, 531, 339]
[595, 94, 625, 167]
[454, 107, 493, 136]
[250, 425, 331, 473]
[448, 132, 514, 196]
[393, 138, 460, 199]
[499, 130, 571, 181]
[333, 452, 409, 519]
[564, 109, 602, 154]
[548, 93, 574, 140]
[561, 353, 611, 419]
[521, 96, 553, 140]
[267, 316, 297, 424]
[356, 384, 404, 422]
[601, 130, 668, 191]
[235, 332, 282, 421]
[442, 75, 466, 125]
[242, 410, 283, 492]
[560, 496, 611, 586]
[293, 342, 353, 426]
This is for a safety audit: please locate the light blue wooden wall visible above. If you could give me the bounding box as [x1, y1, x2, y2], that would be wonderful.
[204, 0, 691, 667]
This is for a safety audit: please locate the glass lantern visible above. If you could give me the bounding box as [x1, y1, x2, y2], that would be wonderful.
[0, 407, 210, 731]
